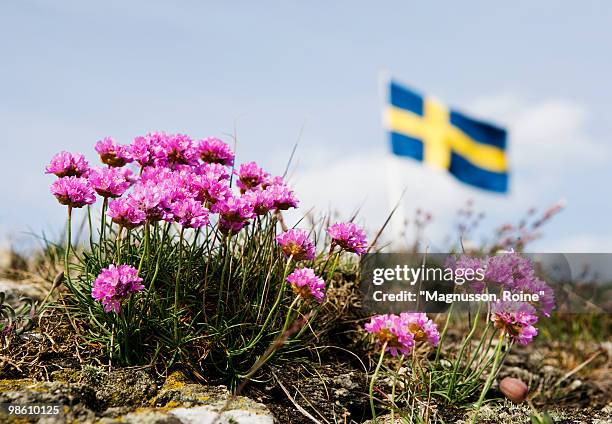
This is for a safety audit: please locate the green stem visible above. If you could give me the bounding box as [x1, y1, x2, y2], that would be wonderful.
[137, 222, 150, 274]
[100, 197, 108, 259]
[463, 321, 493, 377]
[174, 227, 185, 339]
[64, 206, 73, 288]
[435, 302, 454, 363]
[448, 302, 482, 397]
[390, 355, 405, 413]
[280, 296, 300, 335]
[472, 331, 506, 423]
[369, 342, 388, 423]
[238, 255, 293, 354]
[87, 206, 94, 251]
[115, 225, 124, 263]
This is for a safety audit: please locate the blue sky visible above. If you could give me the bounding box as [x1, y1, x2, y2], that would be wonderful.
[1, 1, 611, 251]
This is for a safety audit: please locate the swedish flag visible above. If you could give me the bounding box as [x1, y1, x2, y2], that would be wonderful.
[385, 81, 509, 193]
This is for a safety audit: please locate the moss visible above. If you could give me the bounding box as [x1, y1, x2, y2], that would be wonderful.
[0, 379, 31, 391]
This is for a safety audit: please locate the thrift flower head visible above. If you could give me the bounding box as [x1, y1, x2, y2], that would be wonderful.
[95, 137, 133, 167]
[364, 314, 414, 356]
[88, 167, 133, 198]
[197, 137, 235, 166]
[327, 222, 368, 255]
[130, 133, 166, 168]
[45, 151, 89, 177]
[191, 173, 232, 207]
[235, 162, 270, 192]
[50, 177, 96, 208]
[514, 277, 556, 317]
[214, 195, 255, 222]
[266, 183, 299, 210]
[171, 198, 209, 229]
[485, 254, 537, 290]
[399, 312, 440, 346]
[159, 133, 198, 168]
[194, 162, 230, 181]
[129, 181, 167, 222]
[276, 229, 315, 261]
[492, 301, 539, 345]
[242, 189, 274, 215]
[107, 198, 146, 229]
[286, 267, 325, 303]
[91, 264, 144, 313]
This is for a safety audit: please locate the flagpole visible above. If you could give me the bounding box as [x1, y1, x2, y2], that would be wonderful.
[378, 70, 407, 249]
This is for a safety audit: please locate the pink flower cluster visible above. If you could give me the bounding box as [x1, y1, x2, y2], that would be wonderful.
[399, 312, 440, 346]
[276, 229, 315, 261]
[446, 253, 555, 317]
[198, 137, 234, 166]
[491, 301, 539, 345]
[95, 137, 133, 167]
[91, 264, 144, 313]
[89, 167, 134, 198]
[46, 132, 300, 235]
[364, 314, 415, 356]
[327, 222, 368, 255]
[45, 151, 90, 177]
[50, 177, 96, 208]
[286, 267, 325, 303]
[365, 312, 439, 356]
[445, 253, 555, 345]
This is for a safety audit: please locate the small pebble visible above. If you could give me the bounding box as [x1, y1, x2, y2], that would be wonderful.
[499, 377, 529, 403]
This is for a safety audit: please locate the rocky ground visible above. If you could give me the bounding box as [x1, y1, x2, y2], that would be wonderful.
[0, 251, 610, 424]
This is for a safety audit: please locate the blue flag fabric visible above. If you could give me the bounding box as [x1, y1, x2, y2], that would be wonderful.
[385, 80, 509, 193]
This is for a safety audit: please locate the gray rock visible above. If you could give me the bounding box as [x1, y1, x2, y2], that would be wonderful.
[99, 410, 182, 424]
[170, 406, 274, 424]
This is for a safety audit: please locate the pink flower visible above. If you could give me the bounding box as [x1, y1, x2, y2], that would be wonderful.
[91, 264, 144, 313]
[266, 183, 299, 210]
[242, 189, 274, 215]
[50, 177, 96, 208]
[191, 173, 232, 207]
[107, 198, 146, 229]
[513, 276, 556, 318]
[194, 163, 230, 181]
[214, 195, 255, 222]
[399, 312, 440, 346]
[484, 254, 556, 317]
[286, 267, 325, 303]
[45, 151, 90, 177]
[276, 229, 315, 261]
[485, 254, 537, 290]
[327, 222, 368, 255]
[171, 198, 209, 229]
[128, 181, 167, 222]
[235, 162, 270, 192]
[95, 137, 133, 167]
[197, 137, 235, 166]
[492, 301, 539, 345]
[88, 167, 133, 198]
[130, 133, 166, 168]
[364, 314, 415, 356]
[159, 133, 198, 168]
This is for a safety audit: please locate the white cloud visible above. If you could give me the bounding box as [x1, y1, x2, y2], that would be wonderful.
[467, 94, 611, 170]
